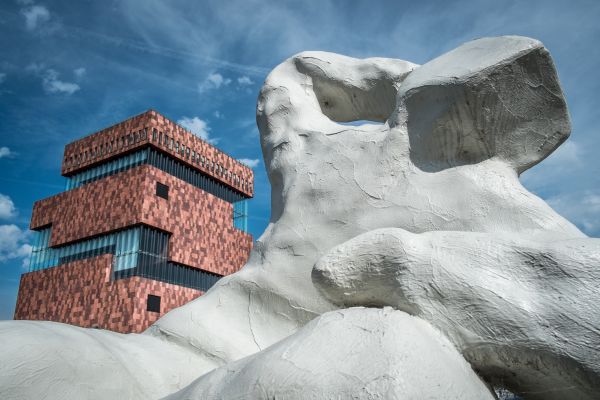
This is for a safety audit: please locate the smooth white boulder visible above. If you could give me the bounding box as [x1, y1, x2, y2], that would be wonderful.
[397, 36, 570, 174]
[165, 308, 496, 400]
[313, 229, 600, 399]
[0, 320, 213, 399]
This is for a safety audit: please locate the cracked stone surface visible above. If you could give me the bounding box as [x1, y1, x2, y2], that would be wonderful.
[0, 35, 598, 400]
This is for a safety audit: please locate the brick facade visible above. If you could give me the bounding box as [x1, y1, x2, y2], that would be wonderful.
[61, 110, 254, 197]
[14, 255, 203, 333]
[30, 165, 253, 275]
[16, 110, 254, 333]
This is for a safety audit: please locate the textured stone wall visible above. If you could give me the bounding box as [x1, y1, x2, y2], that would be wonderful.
[14, 255, 203, 333]
[61, 110, 254, 197]
[30, 164, 253, 275]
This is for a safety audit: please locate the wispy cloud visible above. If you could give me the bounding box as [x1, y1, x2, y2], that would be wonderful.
[198, 72, 231, 93]
[27, 64, 80, 95]
[43, 69, 79, 94]
[0, 194, 17, 220]
[0, 147, 14, 159]
[20, 4, 50, 31]
[213, 110, 224, 119]
[177, 116, 218, 144]
[238, 158, 260, 168]
[0, 224, 32, 268]
[546, 190, 600, 236]
[237, 76, 254, 86]
[73, 67, 86, 79]
[521, 140, 583, 191]
[58, 23, 269, 77]
[0, 73, 6, 84]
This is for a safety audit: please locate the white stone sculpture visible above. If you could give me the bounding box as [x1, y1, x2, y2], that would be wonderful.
[1, 36, 598, 400]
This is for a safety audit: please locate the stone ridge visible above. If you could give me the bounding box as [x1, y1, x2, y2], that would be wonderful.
[31, 164, 253, 275]
[61, 110, 254, 198]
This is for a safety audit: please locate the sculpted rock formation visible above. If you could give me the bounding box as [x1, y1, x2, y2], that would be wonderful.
[166, 308, 496, 400]
[1, 36, 598, 400]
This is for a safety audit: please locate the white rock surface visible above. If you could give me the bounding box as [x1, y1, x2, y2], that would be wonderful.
[313, 229, 600, 399]
[165, 308, 496, 400]
[0, 36, 597, 400]
[0, 320, 214, 399]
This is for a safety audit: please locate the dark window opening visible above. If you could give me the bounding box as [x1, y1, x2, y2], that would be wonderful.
[147, 294, 161, 313]
[156, 182, 169, 200]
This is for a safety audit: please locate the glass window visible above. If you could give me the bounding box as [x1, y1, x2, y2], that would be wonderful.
[152, 129, 157, 142]
[147, 294, 161, 313]
[156, 182, 169, 200]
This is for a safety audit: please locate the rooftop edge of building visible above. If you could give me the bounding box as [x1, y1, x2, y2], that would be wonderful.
[60, 109, 254, 198]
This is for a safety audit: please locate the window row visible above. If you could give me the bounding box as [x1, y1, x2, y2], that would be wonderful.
[29, 225, 158, 272]
[64, 148, 248, 203]
[114, 259, 223, 292]
[65, 128, 148, 169]
[147, 148, 247, 204]
[65, 150, 148, 190]
[64, 126, 252, 194]
[150, 128, 252, 193]
[28, 225, 223, 291]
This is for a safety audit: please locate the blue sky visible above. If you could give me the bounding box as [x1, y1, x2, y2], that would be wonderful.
[0, 0, 598, 319]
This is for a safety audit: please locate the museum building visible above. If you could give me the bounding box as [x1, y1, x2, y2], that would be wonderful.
[13, 110, 254, 333]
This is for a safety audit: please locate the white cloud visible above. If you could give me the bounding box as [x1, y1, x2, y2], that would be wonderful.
[521, 140, 583, 191]
[177, 116, 219, 144]
[27, 65, 80, 95]
[541, 140, 581, 168]
[213, 110, 224, 119]
[74, 67, 86, 79]
[43, 69, 80, 94]
[546, 190, 600, 236]
[0, 224, 32, 268]
[0, 73, 6, 84]
[0, 147, 13, 159]
[0, 194, 17, 220]
[238, 158, 260, 168]
[237, 76, 254, 86]
[21, 4, 50, 31]
[198, 72, 231, 93]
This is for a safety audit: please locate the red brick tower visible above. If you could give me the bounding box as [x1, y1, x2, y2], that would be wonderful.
[14, 110, 254, 333]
